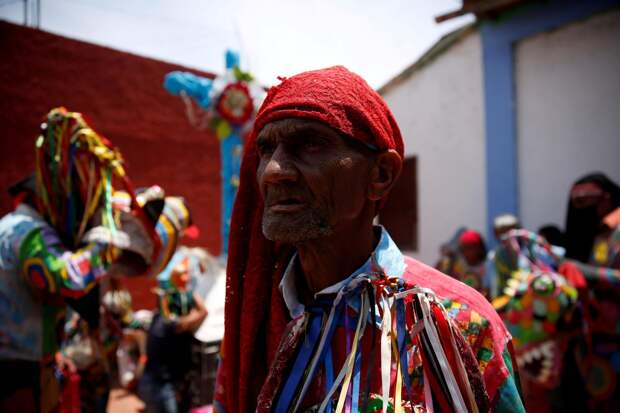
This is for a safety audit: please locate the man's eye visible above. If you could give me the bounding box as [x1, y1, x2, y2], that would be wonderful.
[257, 141, 275, 156]
[300, 138, 324, 151]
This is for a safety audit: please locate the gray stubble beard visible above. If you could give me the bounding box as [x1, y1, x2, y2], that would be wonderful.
[261, 209, 333, 244]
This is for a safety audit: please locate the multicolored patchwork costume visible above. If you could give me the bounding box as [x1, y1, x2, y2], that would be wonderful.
[491, 229, 620, 412]
[0, 203, 114, 362]
[0, 108, 189, 412]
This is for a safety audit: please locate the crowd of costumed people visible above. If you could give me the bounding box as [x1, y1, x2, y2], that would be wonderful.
[436, 174, 620, 412]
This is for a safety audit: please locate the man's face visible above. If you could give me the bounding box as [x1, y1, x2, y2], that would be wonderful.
[256, 118, 374, 244]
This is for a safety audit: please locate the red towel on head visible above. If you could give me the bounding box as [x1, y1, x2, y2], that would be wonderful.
[219, 66, 403, 413]
[255, 65, 404, 158]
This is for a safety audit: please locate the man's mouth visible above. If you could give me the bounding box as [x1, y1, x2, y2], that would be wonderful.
[267, 197, 305, 212]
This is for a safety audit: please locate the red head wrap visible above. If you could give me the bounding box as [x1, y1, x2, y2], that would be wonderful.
[459, 229, 484, 247]
[254, 65, 404, 157]
[220, 66, 403, 412]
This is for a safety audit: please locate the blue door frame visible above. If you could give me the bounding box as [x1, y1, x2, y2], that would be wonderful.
[480, 0, 619, 243]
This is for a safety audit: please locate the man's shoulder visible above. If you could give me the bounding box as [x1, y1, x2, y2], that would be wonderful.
[400, 255, 507, 335]
[400, 255, 482, 300]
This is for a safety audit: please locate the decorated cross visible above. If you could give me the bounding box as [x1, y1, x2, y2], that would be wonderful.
[164, 51, 264, 256]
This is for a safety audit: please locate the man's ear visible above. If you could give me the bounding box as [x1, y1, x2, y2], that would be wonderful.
[368, 149, 402, 201]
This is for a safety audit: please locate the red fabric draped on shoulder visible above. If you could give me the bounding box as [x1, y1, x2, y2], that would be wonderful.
[220, 66, 403, 413]
[401, 256, 512, 401]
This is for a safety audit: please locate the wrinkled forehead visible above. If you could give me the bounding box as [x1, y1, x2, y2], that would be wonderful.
[256, 118, 379, 154]
[257, 118, 339, 140]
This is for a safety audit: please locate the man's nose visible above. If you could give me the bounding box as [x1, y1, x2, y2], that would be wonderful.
[261, 145, 298, 183]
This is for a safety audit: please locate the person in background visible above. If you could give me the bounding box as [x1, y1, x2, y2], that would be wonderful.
[0, 109, 152, 413]
[437, 228, 489, 296]
[565, 173, 620, 266]
[0, 108, 192, 413]
[485, 213, 521, 298]
[592, 206, 620, 269]
[102, 277, 134, 333]
[138, 252, 208, 413]
[489, 229, 584, 413]
[60, 308, 111, 413]
[537, 224, 566, 249]
[537, 224, 569, 263]
[434, 226, 465, 269]
[493, 213, 520, 241]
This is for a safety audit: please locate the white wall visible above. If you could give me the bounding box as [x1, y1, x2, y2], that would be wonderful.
[382, 30, 486, 265]
[516, 10, 620, 233]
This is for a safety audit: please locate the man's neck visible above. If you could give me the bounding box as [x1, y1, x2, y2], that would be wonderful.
[295, 220, 377, 300]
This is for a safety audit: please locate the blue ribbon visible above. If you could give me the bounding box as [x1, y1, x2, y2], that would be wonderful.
[351, 344, 362, 413]
[324, 343, 334, 412]
[275, 297, 341, 412]
[275, 310, 322, 413]
[396, 298, 414, 401]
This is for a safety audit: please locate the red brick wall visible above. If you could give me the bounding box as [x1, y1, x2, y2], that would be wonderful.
[0, 21, 222, 309]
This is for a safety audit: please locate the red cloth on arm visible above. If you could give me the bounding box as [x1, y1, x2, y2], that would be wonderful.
[218, 66, 404, 413]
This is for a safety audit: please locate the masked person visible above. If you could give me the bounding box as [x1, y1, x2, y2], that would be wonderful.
[0, 108, 189, 413]
[214, 67, 524, 413]
[565, 173, 620, 269]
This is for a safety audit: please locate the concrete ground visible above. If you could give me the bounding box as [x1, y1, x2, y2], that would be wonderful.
[107, 387, 145, 413]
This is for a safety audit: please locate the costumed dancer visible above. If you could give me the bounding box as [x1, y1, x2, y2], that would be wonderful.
[214, 66, 524, 412]
[491, 228, 620, 412]
[60, 188, 192, 412]
[0, 108, 189, 413]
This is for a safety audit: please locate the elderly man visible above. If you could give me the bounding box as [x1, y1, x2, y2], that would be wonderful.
[214, 67, 524, 413]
